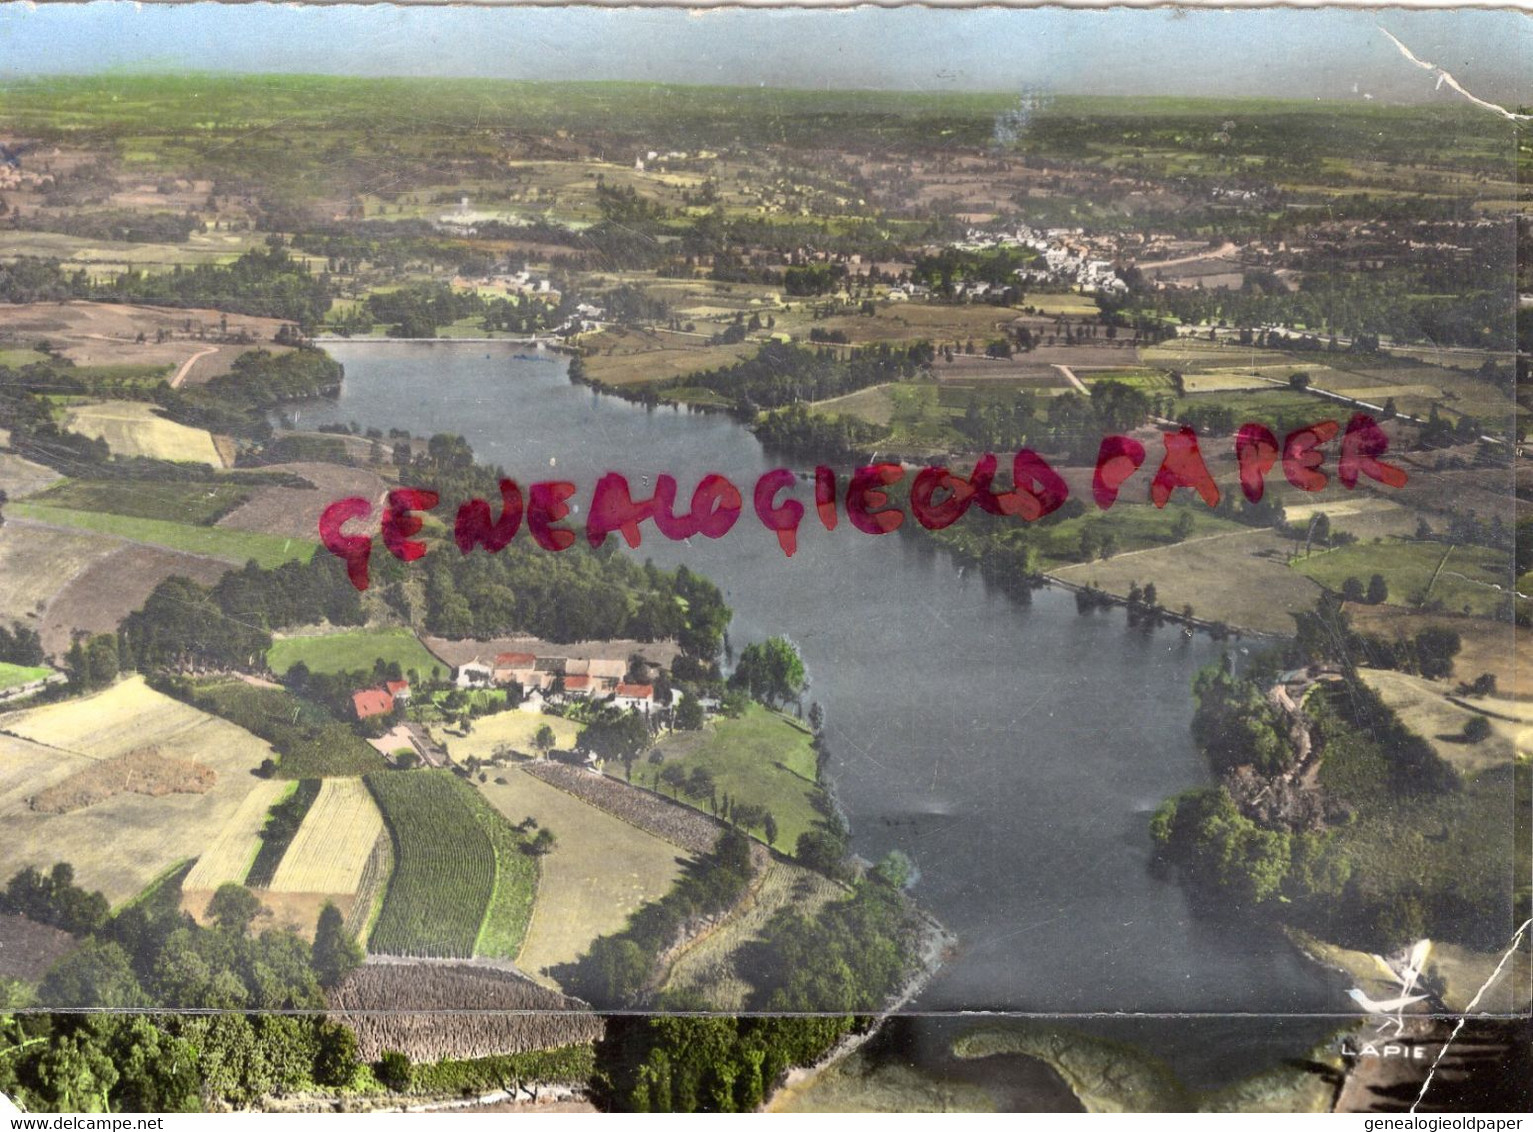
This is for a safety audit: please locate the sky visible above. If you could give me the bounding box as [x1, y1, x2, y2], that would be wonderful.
[0, 4, 1527, 106]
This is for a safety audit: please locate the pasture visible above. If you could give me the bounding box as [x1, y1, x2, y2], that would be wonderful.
[646, 705, 820, 853]
[1050, 528, 1323, 635]
[445, 709, 583, 763]
[269, 777, 386, 894]
[0, 662, 52, 691]
[63, 401, 224, 466]
[268, 628, 446, 680]
[31, 479, 251, 526]
[0, 676, 277, 904]
[1292, 538, 1512, 618]
[6, 501, 316, 568]
[477, 767, 690, 983]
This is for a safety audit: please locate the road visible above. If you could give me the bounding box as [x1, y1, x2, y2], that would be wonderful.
[171, 345, 220, 388]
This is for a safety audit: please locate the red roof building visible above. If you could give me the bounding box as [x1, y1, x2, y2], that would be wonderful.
[615, 683, 654, 700]
[495, 652, 537, 668]
[385, 679, 411, 701]
[353, 688, 395, 719]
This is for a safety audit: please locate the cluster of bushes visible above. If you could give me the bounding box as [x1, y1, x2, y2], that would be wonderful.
[162, 678, 378, 778]
[157, 346, 342, 440]
[0, 622, 45, 667]
[0, 863, 108, 936]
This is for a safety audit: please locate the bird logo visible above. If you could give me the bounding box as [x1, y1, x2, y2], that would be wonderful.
[1347, 938, 1432, 1036]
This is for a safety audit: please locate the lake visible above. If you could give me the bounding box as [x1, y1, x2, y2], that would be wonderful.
[295, 341, 1344, 1094]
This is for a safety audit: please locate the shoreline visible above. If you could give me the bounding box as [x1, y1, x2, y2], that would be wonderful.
[313, 335, 578, 355]
[764, 906, 957, 1112]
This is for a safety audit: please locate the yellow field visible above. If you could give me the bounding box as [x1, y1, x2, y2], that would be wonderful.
[1051, 529, 1323, 635]
[0, 451, 61, 500]
[0, 522, 117, 617]
[183, 779, 294, 892]
[663, 858, 846, 1011]
[445, 709, 583, 763]
[476, 767, 689, 985]
[268, 777, 385, 894]
[1358, 669, 1517, 777]
[0, 732, 92, 817]
[0, 676, 278, 904]
[64, 401, 223, 467]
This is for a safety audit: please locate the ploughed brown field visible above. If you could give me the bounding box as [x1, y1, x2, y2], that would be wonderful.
[217, 463, 390, 541]
[0, 913, 77, 983]
[36, 538, 234, 658]
[328, 958, 605, 1062]
[28, 744, 217, 814]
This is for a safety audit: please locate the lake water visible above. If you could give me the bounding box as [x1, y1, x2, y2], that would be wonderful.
[296, 342, 1343, 1090]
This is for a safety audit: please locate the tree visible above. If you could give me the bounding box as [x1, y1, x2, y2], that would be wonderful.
[312, 1021, 360, 1089]
[675, 694, 705, 731]
[1170, 510, 1195, 542]
[207, 884, 263, 936]
[1462, 715, 1492, 744]
[659, 764, 687, 797]
[312, 902, 363, 989]
[685, 766, 716, 804]
[1366, 573, 1389, 605]
[763, 813, 779, 848]
[529, 827, 558, 855]
[1415, 626, 1462, 680]
[874, 850, 914, 889]
[533, 723, 557, 757]
[377, 1050, 412, 1092]
[807, 702, 824, 734]
[1341, 577, 1365, 603]
[730, 637, 806, 708]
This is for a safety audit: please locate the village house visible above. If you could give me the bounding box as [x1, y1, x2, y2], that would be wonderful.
[352, 687, 395, 720]
[454, 661, 494, 688]
[612, 682, 655, 714]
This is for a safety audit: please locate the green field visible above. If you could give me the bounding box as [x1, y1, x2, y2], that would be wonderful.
[0, 662, 52, 691]
[463, 786, 539, 961]
[1291, 538, 1514, 617]
[31, 479, 251, 526]
[645, 704, 821, 853]
[268, 629, 447, 681]
[8, 502, 316, 568]
[367, 771, 497, 957]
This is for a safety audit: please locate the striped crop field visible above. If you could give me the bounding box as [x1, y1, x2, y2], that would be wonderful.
[365, 771, 498, 958]
[269, 778, 385, 895]
[183, 779, 295, 894]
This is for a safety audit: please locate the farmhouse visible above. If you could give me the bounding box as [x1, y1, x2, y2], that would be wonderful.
[385, 678, 411, 703]
[352, 687, 395, 720]
[455, 661, 494, 688]
[613, 682, 656, 714]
